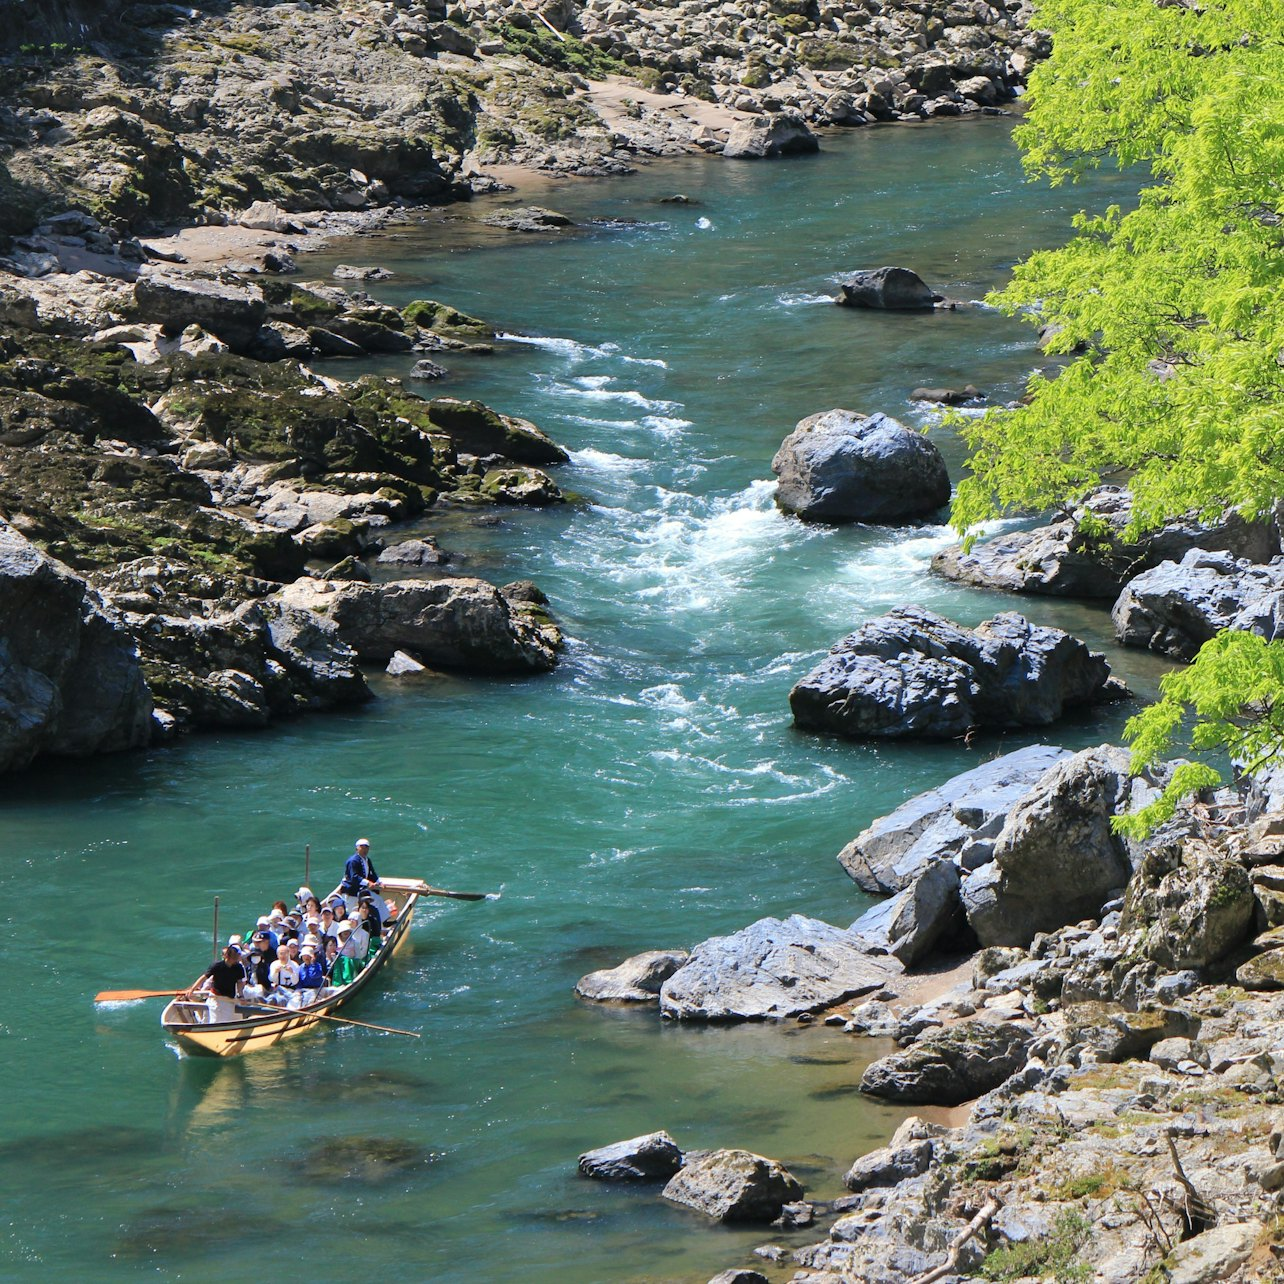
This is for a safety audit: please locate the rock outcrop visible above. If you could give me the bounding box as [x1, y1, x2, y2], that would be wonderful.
[662, 1149, 803, 1223]
[835, 267, 939, 310]
[0, 520, 152, 771]
[932, 486, 1277, 600]
[860, 1019, 1034, 1105]
[789, 607, 1124, 741]
[659, 915, 898, 1021]
[722, 111, 819, 159]
[837, 744, 1073, 894]
[578, 1131, 684, 1182]
[277, 576, 562, 674]
[1112, 550, 1284, 659]
[849, 860, 962, 967]
[961, 746, 1135, 947]
[772, 410, 950, 523]
[575, 950, 690, 1003]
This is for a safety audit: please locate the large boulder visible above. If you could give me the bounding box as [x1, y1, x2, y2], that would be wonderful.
[849, 861, 962, 966]
[932, 486, 1277, 600]
[837, 744, 1073, 894]
[789, 607, 1122, 741]
[1112, 550, 1284, 660]
[578, 1131, 684, 1182]
[1122, 838, 1257, 970]
[771, 410, 950, 523]
[836, 267, 938, 310]
[0, 521, 152, 772]
[659, 915, 898, 1021]
[575, 950, 690, 1003]
[860, 1020, 1034, 1105]
[961, 746, 1134, 947]
[661, 1149, 803, 1222]
[722, 110, 819, 159]
[843, 1139, 934, 1193]
[132, 270, 267, 351]
[275, 576, 561, 673]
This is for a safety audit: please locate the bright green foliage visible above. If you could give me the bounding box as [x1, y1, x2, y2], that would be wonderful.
[1116, 632, 1284, 835]
[953, 0, 1284, 542]
[981, 1208, 1091, 1282]
[953, 0, 1284, 819]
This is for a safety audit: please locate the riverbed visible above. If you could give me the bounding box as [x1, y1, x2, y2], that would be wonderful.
[0, 118, 1151, 1281]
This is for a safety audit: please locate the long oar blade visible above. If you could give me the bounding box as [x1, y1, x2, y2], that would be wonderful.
[381, 877, 497, 901]
[95, 989, 180, 1003]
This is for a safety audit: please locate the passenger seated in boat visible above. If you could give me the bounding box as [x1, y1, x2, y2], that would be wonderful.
[331, 920, 365, 986]
[295, 885, 315, 912]
[317, 905, 340, 943]
[355, 898, 381, 956]
[186, 943, 247, 1024]
[243, 931, 275, 1000]
[268, 943, 300, 1005]
[322, 936, 340, 979]
[295, 944, 325, 1004]
[250, 915, 278, 952]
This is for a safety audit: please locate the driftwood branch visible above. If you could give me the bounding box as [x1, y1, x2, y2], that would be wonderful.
[1166, 1131, 1216, 1237]
[909, 1197, 1002, 1284]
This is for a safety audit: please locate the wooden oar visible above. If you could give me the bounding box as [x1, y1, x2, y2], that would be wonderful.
[95, 988, 181, 1003]
[380, 876, 497, 901]
[236, 1001, 419, 1038]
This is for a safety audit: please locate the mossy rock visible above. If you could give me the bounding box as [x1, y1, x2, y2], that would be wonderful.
[402, 298, 494, 339]
[424, 397, 568, 466]
[1235, 949, 1284, 990]
[480, 465, 564, 506]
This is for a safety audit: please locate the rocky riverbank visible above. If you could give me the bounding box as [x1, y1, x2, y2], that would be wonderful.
[576, 748, 1284, 1281]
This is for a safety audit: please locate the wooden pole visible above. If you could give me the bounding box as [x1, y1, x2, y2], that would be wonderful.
[212, 896, 220, 962]
[237, 1001, 420, 1039]
[305, 843, 311, 890]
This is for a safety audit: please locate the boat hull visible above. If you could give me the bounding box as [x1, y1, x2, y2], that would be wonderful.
[162, 888, 418, 1057]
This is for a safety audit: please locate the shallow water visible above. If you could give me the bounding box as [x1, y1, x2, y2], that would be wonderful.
[1, 119, 1156, 1280]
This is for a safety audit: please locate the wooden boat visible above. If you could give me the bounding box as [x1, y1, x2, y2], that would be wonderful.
[161, 877, 424, 1058]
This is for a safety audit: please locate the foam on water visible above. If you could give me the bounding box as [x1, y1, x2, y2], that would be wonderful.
[499, 332, 668, 368]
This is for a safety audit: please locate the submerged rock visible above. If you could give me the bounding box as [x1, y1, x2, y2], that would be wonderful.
[660, 915, 898, 1021]
[835, 267, 938, 310]
[662, 1149, 803, 1223]
[578, 1131, 683, 1181]
[772, 409, 950, 523]
[482, 206, 574, 232]
[790, 607, 1123, 741]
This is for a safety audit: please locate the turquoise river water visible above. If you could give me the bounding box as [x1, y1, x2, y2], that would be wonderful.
[1, 119, 1154, 1281]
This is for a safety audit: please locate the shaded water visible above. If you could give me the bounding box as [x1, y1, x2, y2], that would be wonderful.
[2, 120, 1154, 1280]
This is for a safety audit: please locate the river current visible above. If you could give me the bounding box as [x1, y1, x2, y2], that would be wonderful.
[2, 120, 1155, 1280]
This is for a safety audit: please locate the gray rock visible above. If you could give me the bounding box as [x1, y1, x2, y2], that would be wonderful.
[1113, 550, 1284, 660]
[963, 746, 1134, 947]
[790, 607, 1122, 741]
[575, 949, 690, 1003]
[933, 486, 1277, 601]
[910, 384, 983, 405]
[860, 1020, 1034, 1105]
[1061, 1002, 1195, 1063]
[408, 358, 448, 380]
[1124, 839, 1257, 970]
[1236, 948, 1284, 990]
[1163, 1222, 1262, 1284]
[771, 409, 950, 523]
[662, 1149, 803, 1223]
[722, 110, 819, 159]
[385, 650, 427, 677]
[481, 205, 574, 232]
[578, 1130, 683, 1181]
[707, 1272, 768, 1284]
[0, 521, 152, 772]
[332, 264, 393, 280]
[132, 270, 267, 351]
[849, 861, 961, 966]
[425, 397, 569, 466]
[660, 915, 899, 1021]
[377, 538, 448, 567]
[836, 266, 938, 310]
[276, 576, 561, 673]
[842, 1140, 933, 1192]
[838, 744, 1073, 893]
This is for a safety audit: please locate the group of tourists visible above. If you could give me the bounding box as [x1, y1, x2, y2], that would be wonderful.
[184, 838, 389, 1022]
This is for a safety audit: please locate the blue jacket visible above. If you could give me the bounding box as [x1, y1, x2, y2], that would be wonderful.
[341, 850, 379, 895]
[298, 960, 325, 989]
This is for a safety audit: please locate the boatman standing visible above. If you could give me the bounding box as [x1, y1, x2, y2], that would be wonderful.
[341, 837, 380, 912]
[186, 942, 248, 1024]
